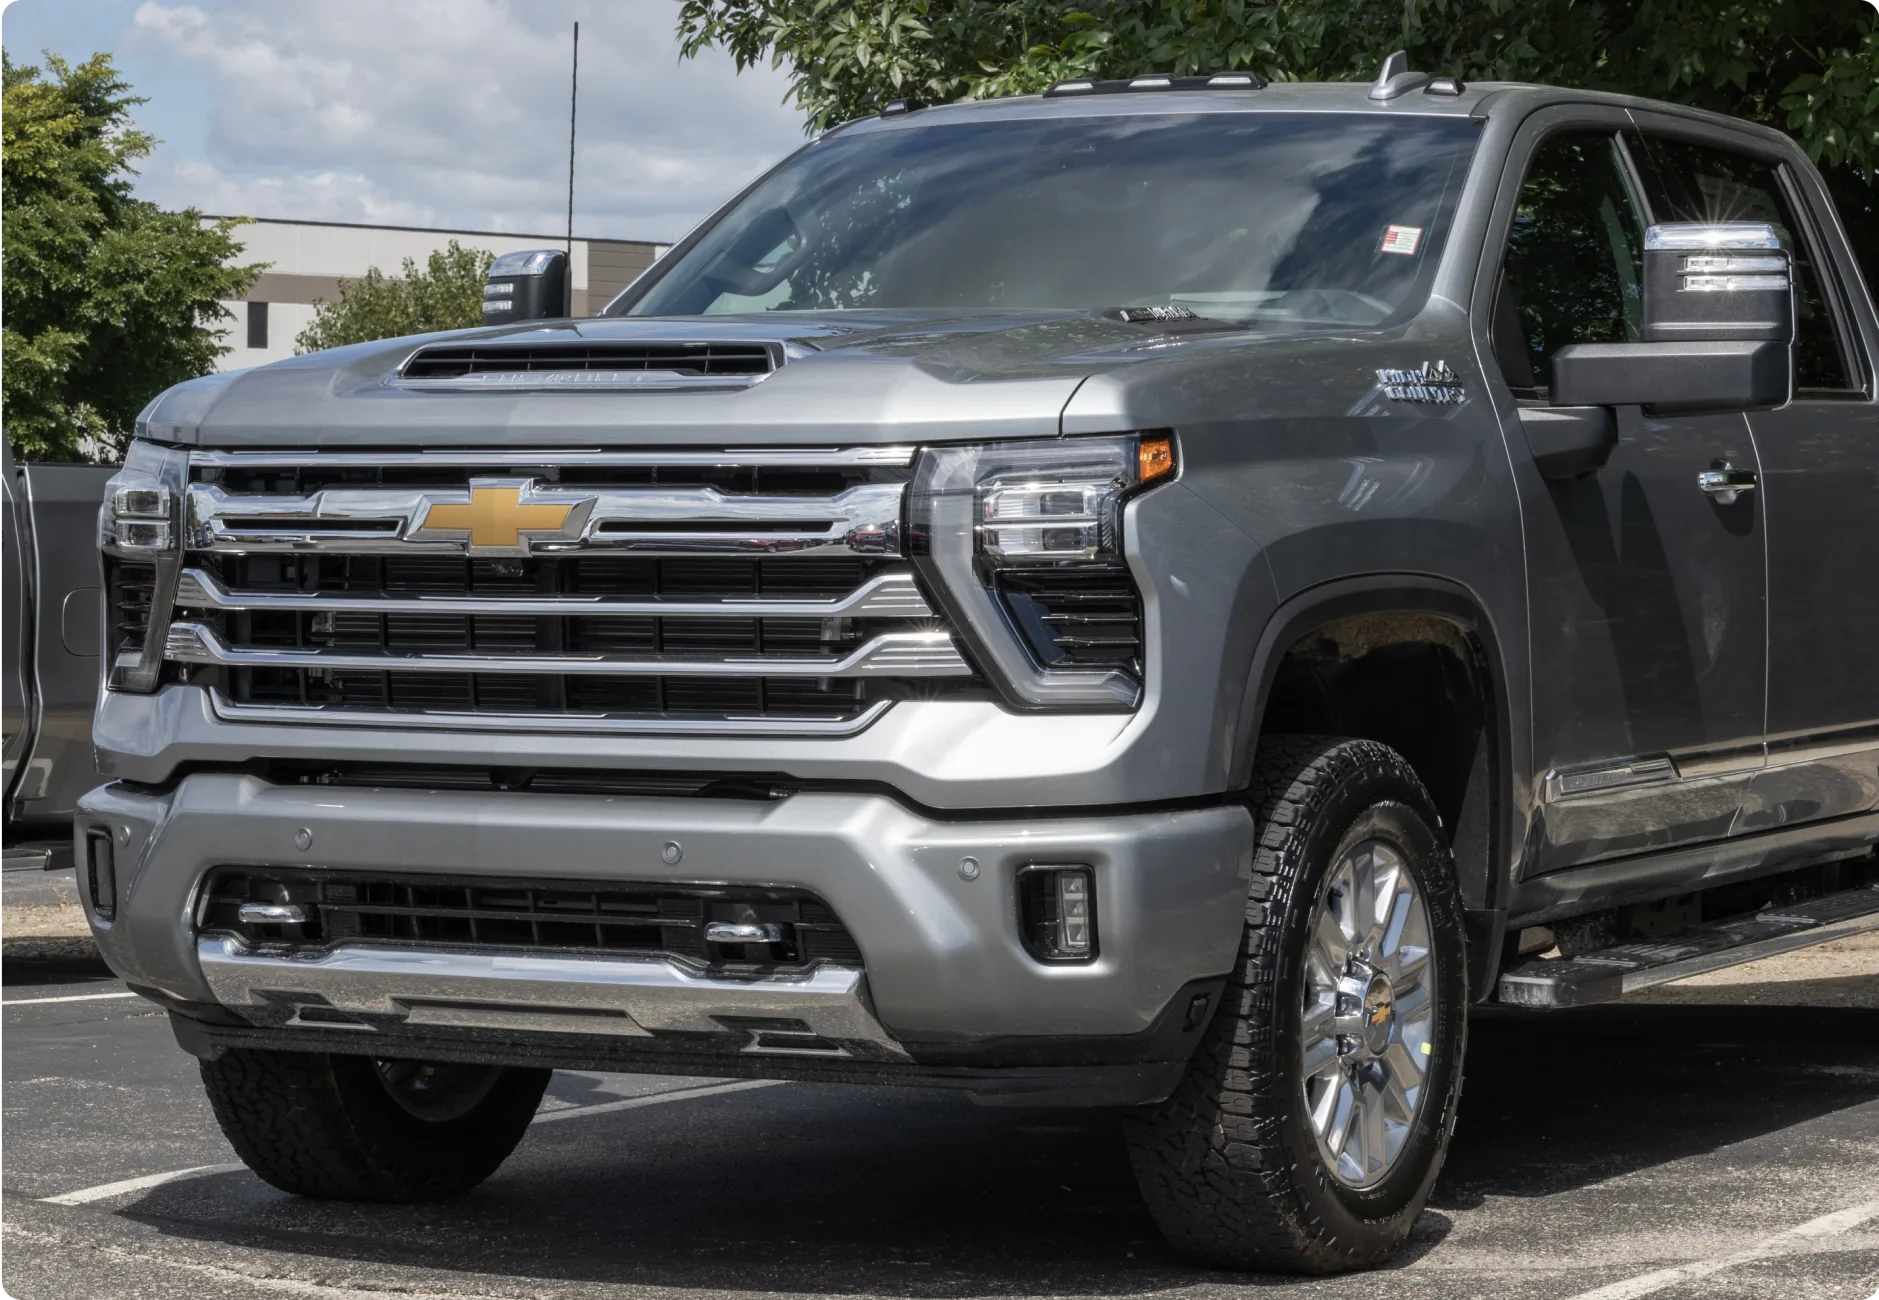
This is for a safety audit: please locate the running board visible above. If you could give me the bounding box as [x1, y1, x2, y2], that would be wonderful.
[2, 841, 74, 872]
[1495, 882, 1879, 1008]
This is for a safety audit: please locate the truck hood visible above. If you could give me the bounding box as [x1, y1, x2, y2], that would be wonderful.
[139, 310, 1258, 449]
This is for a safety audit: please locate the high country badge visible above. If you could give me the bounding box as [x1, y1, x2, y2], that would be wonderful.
[1376, 360, 1466, 405]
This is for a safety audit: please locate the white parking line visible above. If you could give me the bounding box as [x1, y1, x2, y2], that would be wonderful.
[38, 1076, 786, 1207]
[532, 1077, 783, 1123]
[40, 1163, 246, 1206]
[3, 990, 137, 1007]
[1563, 1198, 1879, 1300]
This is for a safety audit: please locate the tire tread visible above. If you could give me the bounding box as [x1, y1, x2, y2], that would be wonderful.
[1124, 735, 1467, 1273]
[199, 1049, 547, 1201]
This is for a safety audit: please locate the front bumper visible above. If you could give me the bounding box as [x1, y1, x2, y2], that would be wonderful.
[77, 775, 1252, 1067]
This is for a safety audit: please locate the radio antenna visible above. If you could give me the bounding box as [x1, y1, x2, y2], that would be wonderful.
[566, 21, 579, 314]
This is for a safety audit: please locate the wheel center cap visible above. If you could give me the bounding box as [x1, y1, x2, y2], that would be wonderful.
[1361, 971, 1396, 1055]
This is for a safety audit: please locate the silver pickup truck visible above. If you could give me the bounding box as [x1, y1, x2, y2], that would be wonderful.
[78, 62, 1879, 1273]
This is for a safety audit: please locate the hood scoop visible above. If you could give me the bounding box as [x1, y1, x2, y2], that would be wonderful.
[391, 340, 781, 393]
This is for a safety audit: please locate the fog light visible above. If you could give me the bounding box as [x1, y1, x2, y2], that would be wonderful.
[85, 830, 116, 921]
[1018, 865, 1097, 962]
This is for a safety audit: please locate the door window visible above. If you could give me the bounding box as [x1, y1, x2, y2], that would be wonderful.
[1496, 133, 1646, 397]
[1626, 134, 1859, 394]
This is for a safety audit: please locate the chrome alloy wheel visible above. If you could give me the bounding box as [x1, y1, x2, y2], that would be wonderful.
[1297, 838, 1437, 1188]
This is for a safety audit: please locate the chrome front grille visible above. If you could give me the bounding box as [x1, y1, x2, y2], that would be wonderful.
[164, 449, 978, 734]
[184, 479, 904, 556]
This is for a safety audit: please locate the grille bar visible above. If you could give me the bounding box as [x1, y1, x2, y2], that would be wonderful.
[207, 694, 894, 735]
[188, 448, 917, 469]
[168, 620, 971, 677]
[174, 567, 934, 620]
[184, 481, 904, 558]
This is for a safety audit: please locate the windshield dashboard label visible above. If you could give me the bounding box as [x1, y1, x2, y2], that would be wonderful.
[1376, 360, 1466, 405]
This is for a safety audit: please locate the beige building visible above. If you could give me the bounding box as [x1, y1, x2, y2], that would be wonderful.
[210, 217, 668, 370]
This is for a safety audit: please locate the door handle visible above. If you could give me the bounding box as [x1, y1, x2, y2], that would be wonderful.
[1698, 463, 1757, 505]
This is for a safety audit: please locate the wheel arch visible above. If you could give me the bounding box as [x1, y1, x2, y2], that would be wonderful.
[1230, 576, 1523, 996]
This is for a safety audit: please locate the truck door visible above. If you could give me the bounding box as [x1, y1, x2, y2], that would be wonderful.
[2, 443, 32, 813]
[1627, 122, 1879, 833]
[1483, 116, 1768, 874]
[7, 462, 116, 833]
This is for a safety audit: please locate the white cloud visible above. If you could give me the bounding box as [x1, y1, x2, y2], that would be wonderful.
[126, 0, 808, 240]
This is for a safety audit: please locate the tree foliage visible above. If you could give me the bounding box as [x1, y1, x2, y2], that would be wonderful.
[678, 0, 1877, 283]
[2, 52, 262, 462]
[295, 242, 496, 354]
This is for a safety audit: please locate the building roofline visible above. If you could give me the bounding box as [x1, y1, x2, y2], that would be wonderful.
[201, 213, 669, 246]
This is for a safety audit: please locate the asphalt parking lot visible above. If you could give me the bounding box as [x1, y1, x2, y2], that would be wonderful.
[4, 870, 1877, 1300]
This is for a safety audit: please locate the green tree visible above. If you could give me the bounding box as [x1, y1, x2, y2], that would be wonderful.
[677, 0, 1877, 285]
[2, 51, 262, 462]
[295, 242, 495, 354]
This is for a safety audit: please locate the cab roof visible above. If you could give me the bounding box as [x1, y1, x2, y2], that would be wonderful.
[834, 77, 1790, 152]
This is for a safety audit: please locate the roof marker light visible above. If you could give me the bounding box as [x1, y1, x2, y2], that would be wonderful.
[1043, 72, 1265, 98]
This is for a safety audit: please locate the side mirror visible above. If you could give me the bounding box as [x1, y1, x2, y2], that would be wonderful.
[482, 249, 569, 324]
[1549, 223, 1793, 414]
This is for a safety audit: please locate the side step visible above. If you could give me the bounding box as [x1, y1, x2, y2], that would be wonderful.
[1496, 882, 1879, 1008]
[2, 841, 74, 873]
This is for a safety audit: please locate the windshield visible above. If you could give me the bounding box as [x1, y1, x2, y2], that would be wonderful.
[623, 111, 1479, 328]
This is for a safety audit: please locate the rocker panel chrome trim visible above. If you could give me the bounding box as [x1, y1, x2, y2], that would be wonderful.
[1543, 756, 1676, 803]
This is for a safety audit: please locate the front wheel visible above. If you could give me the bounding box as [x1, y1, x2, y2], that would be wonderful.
[1125, 736, 1468, 1273]
[199, 1049, 551, 1201]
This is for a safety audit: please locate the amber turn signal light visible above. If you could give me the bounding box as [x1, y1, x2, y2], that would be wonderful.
[1138, 434, 1175, 484]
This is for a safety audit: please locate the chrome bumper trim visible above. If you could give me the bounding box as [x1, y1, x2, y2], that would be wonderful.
[195, 936, 909, 1059]
[204, 691, 894, 737]
[167, 621, 971, 678]
[174, 566, 935, 620]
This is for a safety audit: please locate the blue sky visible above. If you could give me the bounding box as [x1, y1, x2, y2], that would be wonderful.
[0, 0, 808, 241]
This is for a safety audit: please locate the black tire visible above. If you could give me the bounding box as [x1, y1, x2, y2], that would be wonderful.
[199, 1049, 551, 1201]
[1124, 735, 1468, 1273]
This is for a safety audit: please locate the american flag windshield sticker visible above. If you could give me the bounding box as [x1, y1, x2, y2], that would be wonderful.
[1380, 225, 1424, 255]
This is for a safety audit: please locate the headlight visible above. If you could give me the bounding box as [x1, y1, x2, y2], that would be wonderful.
[100, 441, 189, 692]
[909, 432, 1175, 711]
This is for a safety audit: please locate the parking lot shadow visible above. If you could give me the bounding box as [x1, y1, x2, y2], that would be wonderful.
[1434, 1002, 1879, 1208]
[115, 1002, 1877, 1295]
[1, 949, 115, 989]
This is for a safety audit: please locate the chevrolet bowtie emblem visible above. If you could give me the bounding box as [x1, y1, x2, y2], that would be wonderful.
[414, 481, 583, 552]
